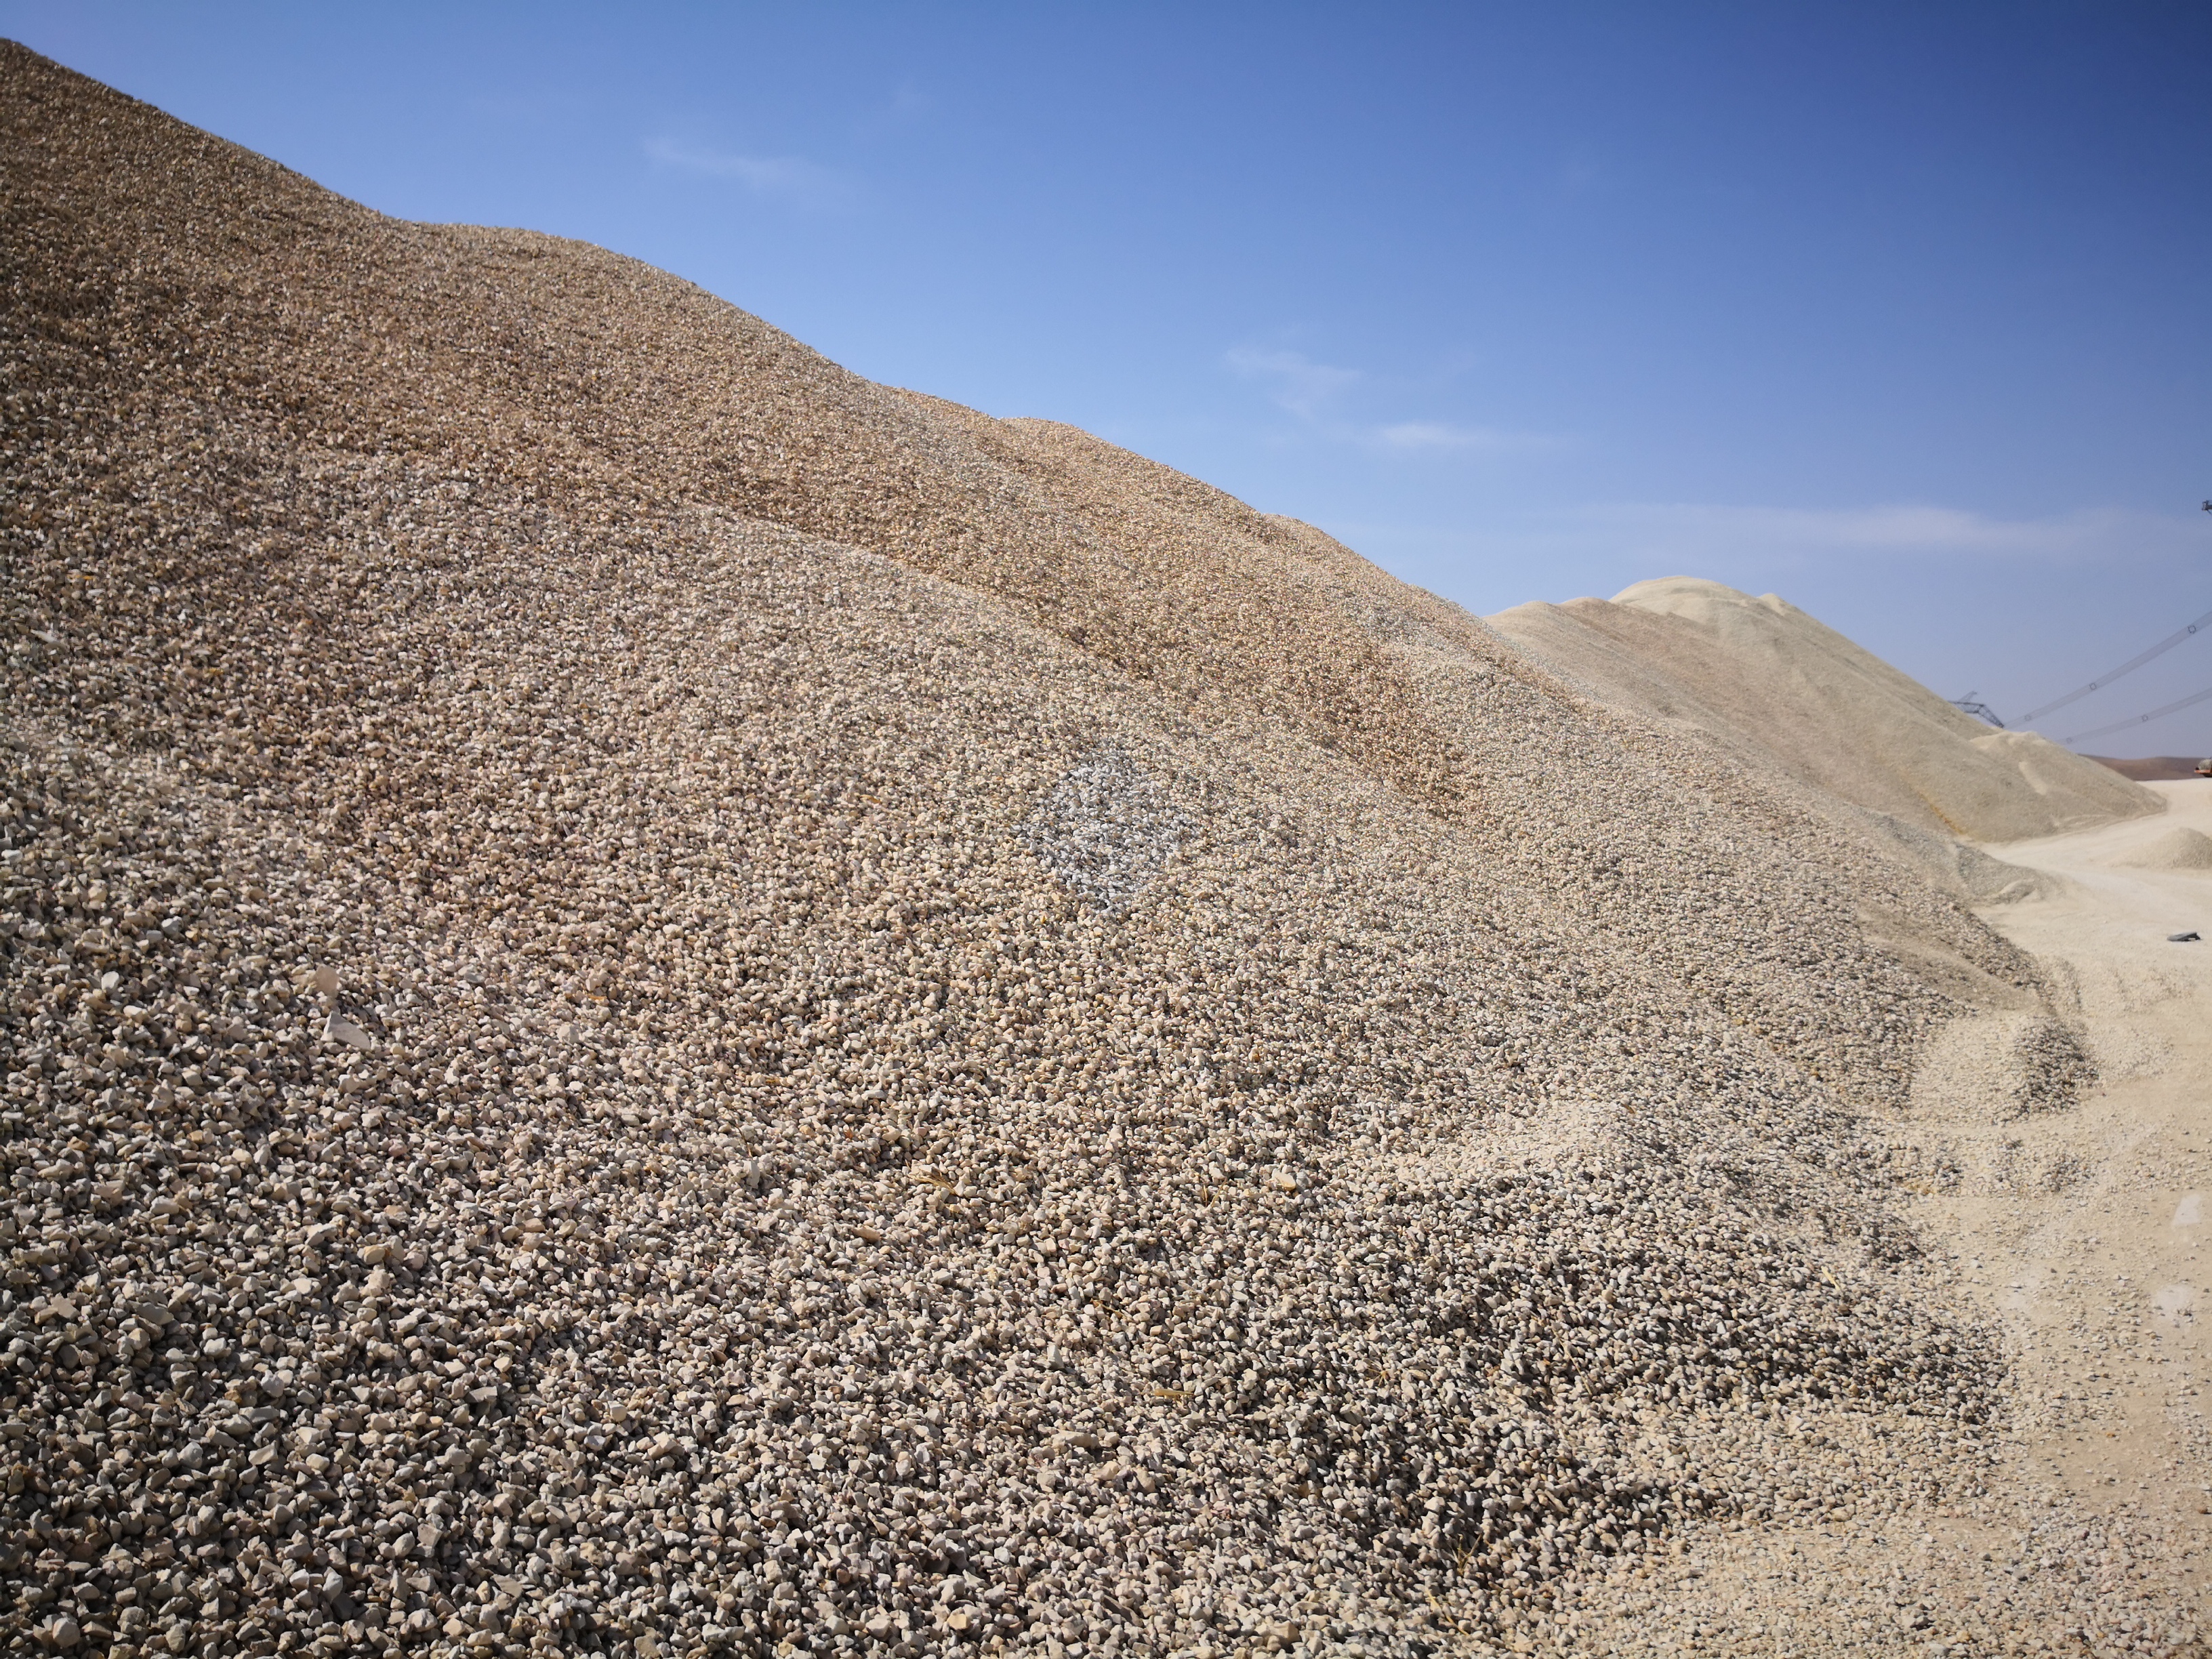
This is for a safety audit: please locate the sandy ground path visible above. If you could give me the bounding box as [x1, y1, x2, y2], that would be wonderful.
[1933, 784, 2212, 1561]
[1553, 786, 2211, 1657]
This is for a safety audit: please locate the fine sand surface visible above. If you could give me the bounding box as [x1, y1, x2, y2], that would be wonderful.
[1540, 787, 2212, 1655]
[1954, 785, 2212, 1553]
[1, 39, 2205, 1659]
[1488, 579, 2160, 845]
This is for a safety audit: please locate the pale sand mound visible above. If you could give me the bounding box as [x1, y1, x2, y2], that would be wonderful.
[1488, 576, 2160, 844]
[0, 41, 2179, 1658]
[2120, 825, 2212, 869]
[2089, 754, 2211, 782]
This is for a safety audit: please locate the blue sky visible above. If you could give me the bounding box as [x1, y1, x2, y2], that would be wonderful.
[9, 2, 2210, 752]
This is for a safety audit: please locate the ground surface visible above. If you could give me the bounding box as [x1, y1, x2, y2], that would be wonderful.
[1952, 783, 2211, 1536]
[1547, 785, 2211, 1657]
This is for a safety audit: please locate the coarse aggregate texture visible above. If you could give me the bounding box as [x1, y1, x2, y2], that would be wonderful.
[1907, 1012, 2100, 1128]
[0, 41, 2186, 1659]
[1487, 579, 2161, 846]
[1018, 752, 1191, 921]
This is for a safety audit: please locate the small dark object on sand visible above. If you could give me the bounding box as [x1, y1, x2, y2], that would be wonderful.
[2169, 931, 2200, 943]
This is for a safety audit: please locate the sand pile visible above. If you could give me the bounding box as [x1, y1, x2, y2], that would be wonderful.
[2120, 826, 2212, 870]
[2089, 755, 2209, 783]
[1488, 577, 2160, 845]
[0, 42, 2173, 1659]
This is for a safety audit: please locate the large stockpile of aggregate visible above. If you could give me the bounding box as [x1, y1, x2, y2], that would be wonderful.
[1489, 577, 2160, 845]
[0, 42, 2138, 1659]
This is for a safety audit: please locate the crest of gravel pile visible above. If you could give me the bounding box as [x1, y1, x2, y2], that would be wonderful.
[0, 41, 2116, 1659]
[1489, 577, 2160, 845]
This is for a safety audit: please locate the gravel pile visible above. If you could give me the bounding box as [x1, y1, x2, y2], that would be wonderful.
[0, 41, 2175, 1659]
[1487, 577, 2159, 845]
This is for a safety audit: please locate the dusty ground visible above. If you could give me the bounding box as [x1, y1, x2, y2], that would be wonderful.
[1950, 784, 2212, 1542]
[1546, 788, 2211, 1656]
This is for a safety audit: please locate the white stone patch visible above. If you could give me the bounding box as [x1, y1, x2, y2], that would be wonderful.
[1022, 747, 1191, 917]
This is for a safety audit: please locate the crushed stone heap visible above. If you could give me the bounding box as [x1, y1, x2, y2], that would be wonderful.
[1489, 576, 2160, 845]
[0, 41, 2159, 1659]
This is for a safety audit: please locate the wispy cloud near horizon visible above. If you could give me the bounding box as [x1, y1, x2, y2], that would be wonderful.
[1372, 420, 1559, 455]
[643, 138, 849, 206]
[1223, 346, 1361, 418]
[1569, 501, 2200, 566]
[1225, 346, 1555, 454]
[1315, 501, 2208, 611]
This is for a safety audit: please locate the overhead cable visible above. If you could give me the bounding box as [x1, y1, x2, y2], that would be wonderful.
[2063, 683, 2212, 745]
[2020, 604, 2212, 724]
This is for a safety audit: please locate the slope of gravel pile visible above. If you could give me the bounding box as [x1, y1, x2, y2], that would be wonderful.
[1489, 577, 2159, 845]
[0, 41, 2125, 1659]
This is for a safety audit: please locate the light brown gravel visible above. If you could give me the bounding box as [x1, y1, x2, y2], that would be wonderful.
[0, 39, 2198, 1659]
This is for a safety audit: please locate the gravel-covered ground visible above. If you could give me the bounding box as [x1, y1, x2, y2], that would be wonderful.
[1, 41, 2194, 1659]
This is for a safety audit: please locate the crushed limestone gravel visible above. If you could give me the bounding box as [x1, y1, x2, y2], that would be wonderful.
[0, 40, 2190, 1659]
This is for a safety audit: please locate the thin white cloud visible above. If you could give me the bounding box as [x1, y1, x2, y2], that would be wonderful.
[1227, 346, 1555, 453]
[1570, 501, 2198, 565]
[1373, 421, 1556, 454]
[1224, 346, 1361, 418]
[644, 138, 848, 205]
